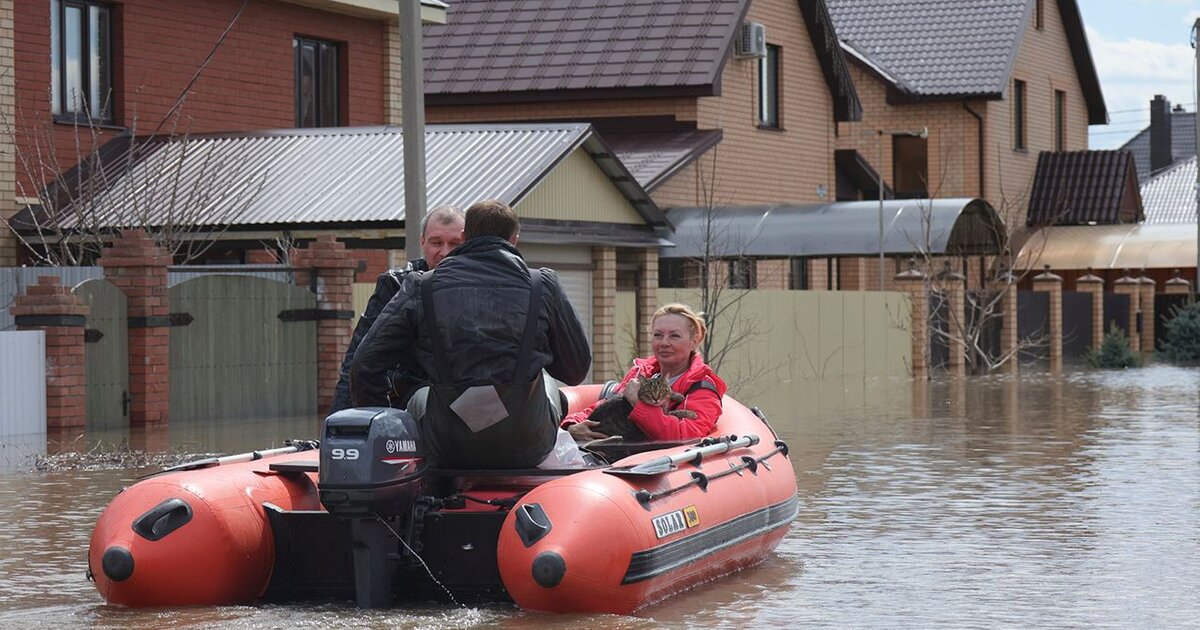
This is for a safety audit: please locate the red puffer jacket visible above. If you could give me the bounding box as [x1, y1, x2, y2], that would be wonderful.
[562, 353, 727, 440]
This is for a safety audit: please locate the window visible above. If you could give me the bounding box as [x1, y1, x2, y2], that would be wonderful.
[1013, 79, 1027, 150]
[1035, 0, 1044, 30]
[294, 36, 341, 127]
[51, 0, 113, 122]
[1054, 90, 1066, 151]
[757, 44, 780, 128]
[728, 258, 756, 289]
[893, 135, 928, 198]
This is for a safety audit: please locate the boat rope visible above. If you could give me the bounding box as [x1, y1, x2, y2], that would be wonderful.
[454, 493, 524, 509]
[374, 515, 466, 609]
[633, 440, 790, 507]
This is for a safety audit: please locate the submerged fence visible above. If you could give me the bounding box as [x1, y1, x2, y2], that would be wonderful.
[0, 331, 46, 437]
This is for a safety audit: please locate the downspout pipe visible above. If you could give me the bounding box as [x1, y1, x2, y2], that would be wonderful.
[962, 100, 985, 199]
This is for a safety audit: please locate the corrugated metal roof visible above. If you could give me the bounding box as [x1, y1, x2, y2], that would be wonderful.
[27, 123, 664, 230]
[1119, 111, 1197, 182]
[1027, 150, 1143, 226]
[662, 198, 1005, 258]
[1141, 156, 1198, 224]
[1017, 223, 1198, 270]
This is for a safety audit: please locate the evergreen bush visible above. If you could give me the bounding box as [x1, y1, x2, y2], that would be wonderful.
[1158, 300, 1200, 364]
[1088, 323, 1141, 369]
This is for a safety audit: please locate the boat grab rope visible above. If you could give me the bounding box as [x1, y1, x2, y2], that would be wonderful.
[632, 439, 790, 507]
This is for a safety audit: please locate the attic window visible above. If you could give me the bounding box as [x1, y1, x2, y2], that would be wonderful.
[1035, 0, 1044, 30]
[757, 45, 780, 128]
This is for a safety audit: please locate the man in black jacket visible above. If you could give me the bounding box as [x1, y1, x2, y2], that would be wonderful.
[350, 200, 591, 468]
[330, 206, 464, 413]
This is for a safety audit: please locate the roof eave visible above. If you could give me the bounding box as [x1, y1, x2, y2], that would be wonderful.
[425, 84, 716, 107]
[798, 0, 862, 122]
[1056, 0, 1109, 125]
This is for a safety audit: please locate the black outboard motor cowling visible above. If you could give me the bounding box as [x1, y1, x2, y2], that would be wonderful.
[319, 407, 428, 516]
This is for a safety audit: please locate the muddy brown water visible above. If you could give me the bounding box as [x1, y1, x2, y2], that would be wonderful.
[0, 366, 1197, 629]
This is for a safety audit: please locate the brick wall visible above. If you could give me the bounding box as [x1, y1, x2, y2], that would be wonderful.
[10, 0, 388, 200]
[986, 0, 1091, 229]
[653, 0, 837, 209]
[0, 0, 15, 264]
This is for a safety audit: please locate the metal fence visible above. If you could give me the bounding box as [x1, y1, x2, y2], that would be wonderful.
[1, 265, 301, 330]
[0, 331, 46, 437]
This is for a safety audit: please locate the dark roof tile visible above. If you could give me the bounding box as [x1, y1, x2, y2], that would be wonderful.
[1119, 111, 1197, 182]
[1027, 151, 1144, 226]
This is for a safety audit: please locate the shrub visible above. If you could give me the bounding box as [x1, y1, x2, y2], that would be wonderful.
[1088, 323, 1141, 369]
[1158, 299, 1200, 364]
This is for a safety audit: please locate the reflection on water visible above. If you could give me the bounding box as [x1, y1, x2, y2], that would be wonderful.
[1, 367, 1198, 629]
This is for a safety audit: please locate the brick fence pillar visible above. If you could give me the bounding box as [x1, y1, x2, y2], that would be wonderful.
[99, 230, 171, 425]
[1165, 270, 1191, 295]
[1032, 266, 1063, 371]
[13, 276, 89, 429]
[1075, 270, 1104, 350]
[1113, 272, 1140, 352]
[591, 246, 616, 381]
[635, 248, 658, 357]
[895, 266, 927, 378]
[1138, 272, 1156, 354]
[294, 235, 357, 416]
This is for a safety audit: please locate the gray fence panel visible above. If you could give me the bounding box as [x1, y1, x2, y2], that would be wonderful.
[1103, 293, 1131, 338]
[0, 331, 46, 437]
[1017, 291, 1050, 363]
[1061, 291, 1094, 359]
[1155, 294, 1193, 352]
[0, 267, 103, 330]
[169, 275, 317, 422]
[74, 279, 129, 430]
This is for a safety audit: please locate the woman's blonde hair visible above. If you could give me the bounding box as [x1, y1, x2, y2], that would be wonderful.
[651, 303, 707, 344]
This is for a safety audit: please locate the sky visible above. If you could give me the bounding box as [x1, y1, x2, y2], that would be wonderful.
[1078, 0, 1200, 149]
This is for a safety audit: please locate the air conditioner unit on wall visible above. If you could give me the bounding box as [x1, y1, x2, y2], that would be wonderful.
[737, 22, 767, 59]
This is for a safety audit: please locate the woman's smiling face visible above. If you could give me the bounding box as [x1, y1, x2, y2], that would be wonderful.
[652, 313, 699, 376]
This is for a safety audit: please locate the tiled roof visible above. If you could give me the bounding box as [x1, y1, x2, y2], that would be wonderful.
[1141, 156, 1197, 224]
[424, 0, 748, 99]
[826, 0, 1106, 123]
[604, 129, 722, 191]
[1027, 151, 1143, 226]
[826, 0, 1027, 96]
[17, 124, 665, 230]
[1119, 111, 1197, 182]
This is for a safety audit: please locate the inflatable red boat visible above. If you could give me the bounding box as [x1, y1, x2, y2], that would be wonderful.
[88, 385, 797, 613]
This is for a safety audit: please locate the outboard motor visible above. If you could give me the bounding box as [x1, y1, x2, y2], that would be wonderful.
[318, 407, 429, 607]
[319, 407, 428, 516]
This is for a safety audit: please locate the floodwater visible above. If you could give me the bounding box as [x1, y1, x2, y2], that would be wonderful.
[0, 366, 1197, 629]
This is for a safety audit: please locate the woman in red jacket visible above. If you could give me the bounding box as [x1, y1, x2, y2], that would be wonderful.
[563, 303, 727, 441]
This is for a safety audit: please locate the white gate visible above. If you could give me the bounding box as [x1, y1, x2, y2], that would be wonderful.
[0, 331, 46, 436]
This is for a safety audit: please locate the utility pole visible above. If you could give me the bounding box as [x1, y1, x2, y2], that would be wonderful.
[400, 0, 427, 264]
[1193, 18, 1199, 299]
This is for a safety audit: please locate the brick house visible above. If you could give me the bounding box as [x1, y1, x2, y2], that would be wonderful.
[0, 0, 448, 265]
[423, 0, 1106, 293]
[824, 0, 1109, 290]
[423, 0, 864, 293]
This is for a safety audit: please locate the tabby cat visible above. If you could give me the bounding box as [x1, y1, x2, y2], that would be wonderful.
[588, 373, 697, 440]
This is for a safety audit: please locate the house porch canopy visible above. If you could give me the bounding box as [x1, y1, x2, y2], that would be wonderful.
[1015, 223, 1199, 271]
[662, 198, 1005, 259]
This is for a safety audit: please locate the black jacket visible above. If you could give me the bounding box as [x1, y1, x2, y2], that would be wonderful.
[330, 258, 428, 413]
[350, 237, 591, 407]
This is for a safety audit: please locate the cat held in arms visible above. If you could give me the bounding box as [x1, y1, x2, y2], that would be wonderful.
[586, 373, 697, 441]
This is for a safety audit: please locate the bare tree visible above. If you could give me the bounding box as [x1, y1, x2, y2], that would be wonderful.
[0, 0, 260, 266]
[899, 143, 1055, 375]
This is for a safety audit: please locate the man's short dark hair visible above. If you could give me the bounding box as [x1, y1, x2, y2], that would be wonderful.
[421, 205, 464, 236]
[464, 200, 520, 241]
